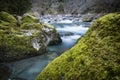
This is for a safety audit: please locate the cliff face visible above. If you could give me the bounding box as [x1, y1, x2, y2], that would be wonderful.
[31, 0, 120, 14]
[37, 13, 120, 80]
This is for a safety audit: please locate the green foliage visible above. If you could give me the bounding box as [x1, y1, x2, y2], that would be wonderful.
[37, 13, 120, 80]
[0, 0, 32, 15]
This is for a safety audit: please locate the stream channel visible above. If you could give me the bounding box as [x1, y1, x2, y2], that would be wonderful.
[7, 20, 91, 80]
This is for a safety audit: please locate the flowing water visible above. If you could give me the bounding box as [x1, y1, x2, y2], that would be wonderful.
[7, 21, 91, 80]
[47, 22, 90, 55]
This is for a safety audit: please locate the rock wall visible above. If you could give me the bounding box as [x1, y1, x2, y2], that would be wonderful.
[31, 0, 120, 14]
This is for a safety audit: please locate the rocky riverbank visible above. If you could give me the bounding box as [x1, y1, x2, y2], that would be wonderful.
[39, 13, 105, 23]
[0, 11, 62, 62]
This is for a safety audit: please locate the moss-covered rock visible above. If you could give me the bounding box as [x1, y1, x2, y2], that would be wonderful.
[0, 11, 18, 23]
[0, 11, 19, 33]
[0, 12, 61, 62]
[37, 13, 120, 80]
[20, 14, 62, 45]
[21, 14, 39, 23]
[0, 34, 46, 62]
[20, 14, 41, 29]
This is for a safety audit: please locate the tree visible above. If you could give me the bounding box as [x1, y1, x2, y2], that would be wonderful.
[0, 0, 32, 15]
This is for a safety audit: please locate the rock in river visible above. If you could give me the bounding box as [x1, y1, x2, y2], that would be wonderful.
[0, 12, 62, 62]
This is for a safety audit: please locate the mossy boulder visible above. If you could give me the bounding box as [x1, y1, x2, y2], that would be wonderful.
[0, 11, 18, 23]
[0, 12, 61, 62]
[37, 13, 120, 80]
[21, 14, 39, 23]
[20, 14, 41, 29]
[20, 14, 62, 45]
[0, 11, 19, 34]
[0, 34, 46, 62]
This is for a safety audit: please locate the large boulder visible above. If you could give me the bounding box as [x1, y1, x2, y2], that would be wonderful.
[81, 13, 95, 22]
[0, 12, 61, 62]
[37, 13, 120, 80]
[20, 14, 62, 45]
[81, 13, 106, 22]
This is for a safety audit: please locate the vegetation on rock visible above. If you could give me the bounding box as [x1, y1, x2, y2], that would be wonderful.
[37, 13, 120, 80]
[0, 12, 61, 62]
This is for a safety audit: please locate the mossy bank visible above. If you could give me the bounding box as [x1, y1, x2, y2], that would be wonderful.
[37, 13, 120, 80]
[0, 11, 62, 62]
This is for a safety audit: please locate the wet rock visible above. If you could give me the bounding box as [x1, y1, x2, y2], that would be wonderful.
[0, 64, 11, 80]
[0, 12, 61, 62]
[81, 13, 95, 22]
[59, 31, 74, 36]
[42, 23, 62, 45]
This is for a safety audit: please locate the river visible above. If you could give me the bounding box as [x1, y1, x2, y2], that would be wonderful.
[7, 20, 91, 80]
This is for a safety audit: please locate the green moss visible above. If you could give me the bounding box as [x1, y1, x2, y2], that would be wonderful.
[0, 11, 19, 34]
[0, 12, 46, 62]
[21, 14, 39, 24]
[20, 14, 44, 30]
[20, 23, 43, 30]
[42, 23, 55, 29]
[37, 13, 120, 80]
[0, 12, 61, 62]
[0, 34, 46, 61]
[0, 11, 18, 23]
